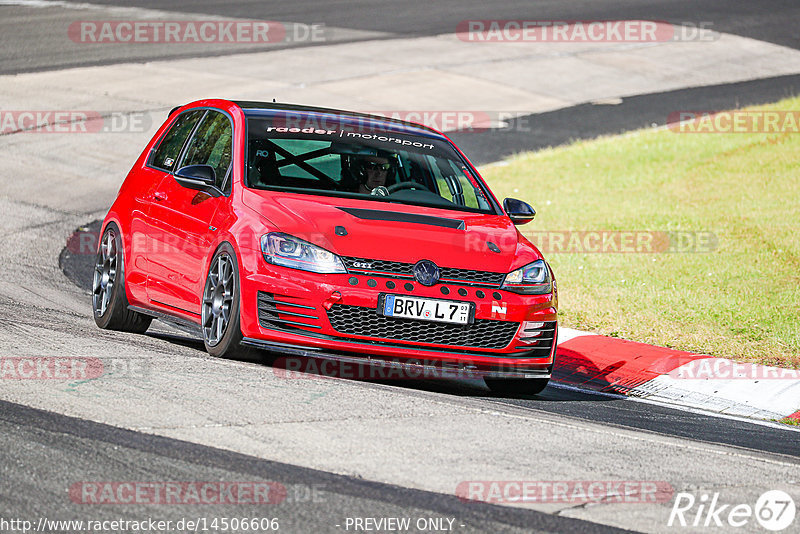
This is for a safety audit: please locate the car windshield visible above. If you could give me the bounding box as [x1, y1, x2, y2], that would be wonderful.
[245, 114, 496, 214]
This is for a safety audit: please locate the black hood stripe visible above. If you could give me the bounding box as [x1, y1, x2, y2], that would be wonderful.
[336, 207, 465, 230]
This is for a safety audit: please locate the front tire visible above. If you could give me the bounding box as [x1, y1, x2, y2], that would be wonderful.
[92, 223, 152, 333]
[484, 377, 550, 396]
[201, 243, 250, 358]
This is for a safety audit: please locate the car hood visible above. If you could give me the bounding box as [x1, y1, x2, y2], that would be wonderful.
[241, 190, 541, 273]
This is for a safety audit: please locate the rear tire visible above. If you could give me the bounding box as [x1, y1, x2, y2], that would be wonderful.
[92, 223, 152, 333]
[201, 243, 254, 359]
[484, 377, 550, 396]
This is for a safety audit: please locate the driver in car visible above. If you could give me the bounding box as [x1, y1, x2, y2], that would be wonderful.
[356, 155, 393, 195]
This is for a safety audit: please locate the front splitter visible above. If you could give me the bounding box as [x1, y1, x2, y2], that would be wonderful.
[241, 337, 551, 380]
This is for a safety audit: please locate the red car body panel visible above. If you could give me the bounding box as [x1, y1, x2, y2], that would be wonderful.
[103, 99, 558, 374]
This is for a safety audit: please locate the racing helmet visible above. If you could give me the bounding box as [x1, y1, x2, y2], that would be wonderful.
[351, 150, 398, 186]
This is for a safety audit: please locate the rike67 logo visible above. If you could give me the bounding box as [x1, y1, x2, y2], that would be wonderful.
[668, 490, 796, 531]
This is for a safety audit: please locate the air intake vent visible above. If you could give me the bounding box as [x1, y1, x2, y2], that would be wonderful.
[257, 292, 321, 331]
[513, 321, 557, 357]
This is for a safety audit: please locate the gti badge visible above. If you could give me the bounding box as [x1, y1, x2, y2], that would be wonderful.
[352, 261, 373, 269]
[413, 259, 440, 286]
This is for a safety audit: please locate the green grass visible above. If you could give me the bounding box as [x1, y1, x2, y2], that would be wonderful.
[481, 96, 800, 368]
[778, 416, 800, 426]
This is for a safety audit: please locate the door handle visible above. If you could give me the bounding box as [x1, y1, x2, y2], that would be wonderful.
[153, 191, 167, 201]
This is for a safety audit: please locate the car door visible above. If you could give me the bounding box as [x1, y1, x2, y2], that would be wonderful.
[130, 109, 205, 304]
[145, 109, 233, 316]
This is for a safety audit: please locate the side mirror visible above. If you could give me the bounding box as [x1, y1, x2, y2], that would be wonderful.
[503, 198, 536, 225]
[174, 165, 219, 195]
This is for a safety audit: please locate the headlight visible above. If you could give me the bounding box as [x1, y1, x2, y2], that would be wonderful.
[501, 260, 552, 294]
[261, 233, 346, 274]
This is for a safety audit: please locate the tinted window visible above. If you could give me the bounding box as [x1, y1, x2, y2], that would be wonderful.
[429, 156, 484, 209]
[150, 110, 204, 171]
[264, 139, 341, 182]
[179, 110, 233, 188]
[245, 116, 494, 214]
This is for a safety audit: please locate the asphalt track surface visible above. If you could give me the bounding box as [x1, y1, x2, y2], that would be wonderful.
[451, 74, 800, 164]
[4, 1, 800, 162]
[4, 2, 800, 533]
[4, 0, 799, 74]
[1, 400, 631, 534]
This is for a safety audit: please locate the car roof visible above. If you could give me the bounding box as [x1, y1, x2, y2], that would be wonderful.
[231, 100, 444, 138]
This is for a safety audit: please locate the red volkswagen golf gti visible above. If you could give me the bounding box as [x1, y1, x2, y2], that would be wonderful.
[93, 99, 558, 394]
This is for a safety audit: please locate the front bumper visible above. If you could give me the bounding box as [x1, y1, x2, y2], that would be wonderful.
[238, 258, 558, 371]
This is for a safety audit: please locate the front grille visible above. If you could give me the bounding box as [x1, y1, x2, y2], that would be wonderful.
[257, 292, 321, 331]
[343, 257, 413, 277]
[342, 256, 505, 287]
[326, 304, 518, 349]
[513, 321, 557, 357]
[439, 267, 505, 286]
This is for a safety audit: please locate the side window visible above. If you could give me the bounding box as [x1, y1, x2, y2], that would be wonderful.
[150, 110, 204, 171]
[427, 156, 487, 210]
[179, 110, 233, 189]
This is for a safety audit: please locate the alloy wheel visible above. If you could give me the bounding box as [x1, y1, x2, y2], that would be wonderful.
[92, 229, 117, 316]
[202, 254, 235, 346]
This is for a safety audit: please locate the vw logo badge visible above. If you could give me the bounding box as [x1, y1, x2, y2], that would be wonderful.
[413, 259, 440, 286]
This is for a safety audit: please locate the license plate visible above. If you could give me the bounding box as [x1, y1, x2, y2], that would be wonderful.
[379, 294, 473, 325]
